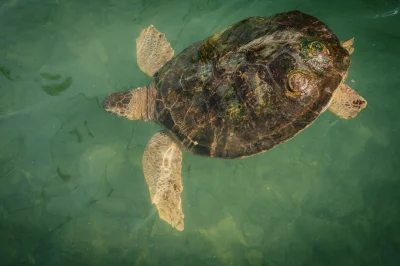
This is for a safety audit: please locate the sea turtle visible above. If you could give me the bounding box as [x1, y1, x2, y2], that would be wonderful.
[103, 10, 367, 231]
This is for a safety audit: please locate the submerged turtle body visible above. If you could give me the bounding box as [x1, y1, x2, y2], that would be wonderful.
[153, 11, 350, 159]
[103, 10, 367, 231]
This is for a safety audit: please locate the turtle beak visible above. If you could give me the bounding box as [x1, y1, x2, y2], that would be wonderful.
[103, 94, 113, 111]
[103, 93, 120, 113]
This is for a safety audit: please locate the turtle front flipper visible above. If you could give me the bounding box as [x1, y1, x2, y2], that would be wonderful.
[142, 131, 184, 231]
[136, 25, 174, 77]
[328, 84, 367, 119]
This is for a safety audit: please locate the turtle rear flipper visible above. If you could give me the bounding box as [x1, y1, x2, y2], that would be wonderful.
[342, 38, 355, 55]
[328, 84, 367, 119]
[136, 25, 174, 77]
[142, 132, 184, 231]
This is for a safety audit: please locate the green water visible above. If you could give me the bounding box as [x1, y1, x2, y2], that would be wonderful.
[1, 0, 399, 265]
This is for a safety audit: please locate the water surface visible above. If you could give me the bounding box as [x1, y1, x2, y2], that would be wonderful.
[1, 0, 399, 265]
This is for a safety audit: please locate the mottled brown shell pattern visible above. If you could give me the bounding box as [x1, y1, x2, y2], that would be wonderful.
[153, 10, 350, 158]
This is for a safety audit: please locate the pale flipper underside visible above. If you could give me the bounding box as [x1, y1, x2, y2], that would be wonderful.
[136, 25, 174, 77]
[328, 84, 367, 119]
[142, 132, 184, 231]
[341, 38, 355, 55]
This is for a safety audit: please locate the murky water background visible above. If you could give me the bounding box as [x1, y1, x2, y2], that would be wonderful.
[1, 0, 399, 265]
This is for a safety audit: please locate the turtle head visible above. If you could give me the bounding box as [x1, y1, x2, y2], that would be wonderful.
[103, 91, 133, 118]
[103, 86, 156, 121]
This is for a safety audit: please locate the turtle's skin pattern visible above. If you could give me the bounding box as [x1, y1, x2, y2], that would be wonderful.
[153, 10, 350, 158]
